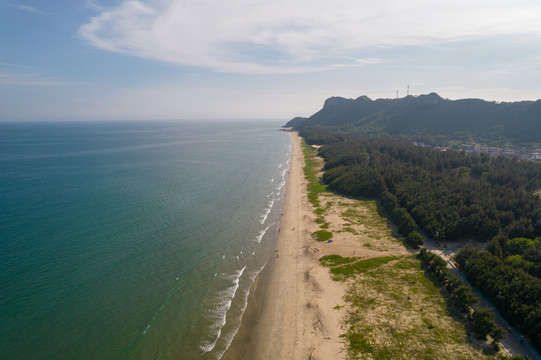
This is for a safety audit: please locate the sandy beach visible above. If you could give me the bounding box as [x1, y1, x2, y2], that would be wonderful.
[224, 131, 347, 359]
[250, 131, 347, 359]
[223, 130, 411, 360]
[222, 130, 537, 360]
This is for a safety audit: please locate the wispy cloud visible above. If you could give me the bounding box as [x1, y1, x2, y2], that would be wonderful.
[0, 62, 34, 69]
[85, 0, 103, 11]
[18, 4, 47, 14]
[0, 72, 73, 86]
[78, 0, 541, 74]
[330, 58, 386, 68]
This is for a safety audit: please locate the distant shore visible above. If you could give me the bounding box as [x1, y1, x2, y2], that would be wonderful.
[223, 131, 346, 359]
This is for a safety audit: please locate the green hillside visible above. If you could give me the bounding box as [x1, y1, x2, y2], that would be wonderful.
[285, 93, 541, 146]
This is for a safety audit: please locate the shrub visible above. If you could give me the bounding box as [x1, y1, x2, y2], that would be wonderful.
[406, 231, 424, 249]
[312, 230, 333, 242]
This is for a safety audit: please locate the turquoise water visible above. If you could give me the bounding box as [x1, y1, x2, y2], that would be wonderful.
[0, 120, 291, 359]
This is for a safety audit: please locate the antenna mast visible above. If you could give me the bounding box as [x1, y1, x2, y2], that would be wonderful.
[407, 85, 410, 96]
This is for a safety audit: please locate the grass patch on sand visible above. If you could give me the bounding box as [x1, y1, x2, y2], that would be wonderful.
[324, 255, 497, 360]
[320, 254, 357, 267]
[322, 255, 399, 281]
[340, 201, 395, 241]
[312, 230, 333, 242]
[302, 140, 328, 208]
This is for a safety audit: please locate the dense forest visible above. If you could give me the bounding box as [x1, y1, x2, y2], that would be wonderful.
[298, 126, 541, 350]
[455, 241, 541, 349]
[418, 248, 508, 346]
[287, 93, 541, 146]
[300, 128, 541, 242]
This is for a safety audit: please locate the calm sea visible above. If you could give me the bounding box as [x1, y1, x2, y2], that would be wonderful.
[0, 120, 291, 359]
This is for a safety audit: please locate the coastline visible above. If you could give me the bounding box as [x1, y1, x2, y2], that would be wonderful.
[223, 131, 346, 359]
[221, 129, 516, 359]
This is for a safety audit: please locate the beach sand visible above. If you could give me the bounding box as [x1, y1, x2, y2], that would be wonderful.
[224, 131, 347, 359]
[224, 131, 509, 360]
[223, 130, 411, 360]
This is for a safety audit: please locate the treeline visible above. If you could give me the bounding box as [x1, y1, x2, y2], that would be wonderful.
[298, 125, 541, 351]
[418, 249, 507, 345]
[301, 128, 541, 242]
[288, 93, 541, 146]
[455, 241, 541, 349]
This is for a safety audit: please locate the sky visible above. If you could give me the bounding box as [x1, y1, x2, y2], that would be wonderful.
[1, 0, 541, 120]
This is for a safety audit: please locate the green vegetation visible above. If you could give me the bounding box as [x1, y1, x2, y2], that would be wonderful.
[455, 242, 541, 349]
[301, 140, 328, 208]
[418, 249, 507, 346]
[291, 99, 541, 356]
[339, 200, 395, 242]
[286, 93, 541, 146]
[312, 229, 333, 242]
[303, 131, 541, 243]
[406, 231, 424, 249]
[329, 255, 497, 359]
[320, 254, 357, 267]
[321, 248, 508, 358]
[320, 255, 399, 281]
[300, 140, 332, 231]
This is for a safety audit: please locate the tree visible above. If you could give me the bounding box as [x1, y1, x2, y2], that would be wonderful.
[487, 237, 503, 258]
[472, 308, 496, 339]
[392, 207, 416, 236]
[491, 326, 506, 346]
[507, 237, 538, 255]
[380, 190, 398, 212]
[453, 286, 477, 312]
[406, 231, 424, 249]
[445, 274, 463, 293]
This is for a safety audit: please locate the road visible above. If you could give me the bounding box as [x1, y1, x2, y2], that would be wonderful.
[424, 239, 540, 360]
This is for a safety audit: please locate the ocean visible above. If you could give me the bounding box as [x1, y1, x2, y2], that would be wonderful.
[0, 120, 291, 359]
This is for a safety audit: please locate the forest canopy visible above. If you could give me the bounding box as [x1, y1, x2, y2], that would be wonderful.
[301, 128, 541, 242]
[298, 125, 541, 351]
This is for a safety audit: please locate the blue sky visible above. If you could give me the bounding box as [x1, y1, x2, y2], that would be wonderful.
[2, 0, 541, 120]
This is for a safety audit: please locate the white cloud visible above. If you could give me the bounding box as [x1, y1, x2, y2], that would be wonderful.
[78, 0, 541, 74]
[18, 4, 46, 14]
[0, 72, 73, 86]
[85, 0, 103, 11]
[330, 58, 386, 68]
[0, 62, 34, 69]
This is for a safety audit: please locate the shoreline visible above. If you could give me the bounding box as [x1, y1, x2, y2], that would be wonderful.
[223, 131, 346, 359]
[221, 129, 518, 359]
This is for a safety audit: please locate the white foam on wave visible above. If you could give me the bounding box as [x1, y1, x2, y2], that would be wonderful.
[259, 198, 274, 224]
[213, 262, 268, 359]
[142, 324, 150, 335]
[254, 226, 270, 243]
[275, 180, 286, 192]
[200, 266, 247, 354]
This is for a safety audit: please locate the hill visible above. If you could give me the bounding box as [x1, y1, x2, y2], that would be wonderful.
[285, 93, 541, 146]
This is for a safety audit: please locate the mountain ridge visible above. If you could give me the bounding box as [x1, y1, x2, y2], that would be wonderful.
[285, 93, 541, 146]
